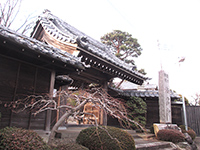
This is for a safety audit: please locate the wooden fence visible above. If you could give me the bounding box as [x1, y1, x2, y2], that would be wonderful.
[186, 106, 200, 136]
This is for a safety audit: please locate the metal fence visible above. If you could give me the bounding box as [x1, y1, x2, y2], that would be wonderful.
[186, 106, 200, 136]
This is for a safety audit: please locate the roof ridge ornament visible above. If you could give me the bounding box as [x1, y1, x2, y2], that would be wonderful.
[42, 9, 54, 21]
[43, 9, 51, 14]
[77, 36, 89, 49]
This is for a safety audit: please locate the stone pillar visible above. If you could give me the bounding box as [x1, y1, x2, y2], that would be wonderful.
[158, 70, 172, 124]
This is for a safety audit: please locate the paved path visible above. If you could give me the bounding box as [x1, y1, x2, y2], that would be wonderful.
[194, 137, 200, 149]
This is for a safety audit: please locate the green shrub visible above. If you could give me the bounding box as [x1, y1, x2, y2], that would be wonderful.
[76, 126, 135, 150]
[179, 125, 196, 140]
[126, 97, 147, 130]
[51, 143, 89, 150]
[179, 125, 191, 133]
[157, 129, 185, 143]
[0, 127, 50, 150]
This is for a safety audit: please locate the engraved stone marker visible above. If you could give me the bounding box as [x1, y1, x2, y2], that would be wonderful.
[158, 70, 172, 124]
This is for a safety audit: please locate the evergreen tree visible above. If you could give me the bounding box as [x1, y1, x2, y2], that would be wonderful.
[126, 96, 147, 130]
[101, 30, 142, 66]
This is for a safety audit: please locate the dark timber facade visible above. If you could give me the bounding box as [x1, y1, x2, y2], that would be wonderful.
[0, 25, 84, 130]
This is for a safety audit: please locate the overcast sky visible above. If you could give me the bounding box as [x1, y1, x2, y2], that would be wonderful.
[5, 0, 200, 102]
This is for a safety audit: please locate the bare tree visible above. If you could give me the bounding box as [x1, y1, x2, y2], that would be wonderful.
[0, 0, 35, 34]
[192, 93, 200, 106]
[0, 0, 21, 27]
[6, 87, 145, 146]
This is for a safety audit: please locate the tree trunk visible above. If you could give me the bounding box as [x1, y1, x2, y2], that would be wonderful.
[47, 99, 88, 145]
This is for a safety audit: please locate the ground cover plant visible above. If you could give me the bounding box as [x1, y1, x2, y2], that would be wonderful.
[0, 127, 89, 150]
[156, 129, 185, 143]
[51, 143, 89, 150]
[0, 127, 50, 150]
[76, 126, 135, 150]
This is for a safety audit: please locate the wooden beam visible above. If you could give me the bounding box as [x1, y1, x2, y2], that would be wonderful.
[79, 52, 145, 85]
[42, 31, 78, 55]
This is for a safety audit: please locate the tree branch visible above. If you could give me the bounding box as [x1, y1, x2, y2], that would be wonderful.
[5, 87, 145, 145]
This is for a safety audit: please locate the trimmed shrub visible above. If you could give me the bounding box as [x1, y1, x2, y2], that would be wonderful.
[187, 130, 196, 140]
[157, 129, 185, 143]
[0, 127, 50, 150]
[179, 125, 196, 140]
[76, 126, 135, 150]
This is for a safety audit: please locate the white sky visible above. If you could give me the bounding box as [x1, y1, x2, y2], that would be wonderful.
[5, 0, 200, 102]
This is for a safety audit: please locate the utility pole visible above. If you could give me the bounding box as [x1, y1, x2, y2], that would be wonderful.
[182, 95, 188, 131]
[179, 58, 188, 131]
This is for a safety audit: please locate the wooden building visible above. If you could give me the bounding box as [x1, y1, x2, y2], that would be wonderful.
[31, 10, 148, 88]
[30, 10, 148, 126]
[0, 10, 148, 130]
[113, 89, 183, 128]
[0, 25, 85, 130]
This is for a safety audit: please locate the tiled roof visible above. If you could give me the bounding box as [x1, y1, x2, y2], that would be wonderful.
[35, 10, 148, 82]
[0, 25, 84, 70]
[111, 87, 180, 99]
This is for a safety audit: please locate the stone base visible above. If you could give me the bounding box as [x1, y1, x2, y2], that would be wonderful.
[58, 126, 67, 130]
[153, 123, 181, 136]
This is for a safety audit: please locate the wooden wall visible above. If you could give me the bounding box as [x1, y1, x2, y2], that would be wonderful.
[145, 98, 160, 127]
[186, 106, 200, 135]
[0, 55, 52, 130]
[145, 98, 183, 128]
[107, 96, 183, 129]
[172, 105, 183, 126]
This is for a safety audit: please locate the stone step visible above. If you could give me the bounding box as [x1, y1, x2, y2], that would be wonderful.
[125, 130, 179, 150]
[136, 141, 177, 150]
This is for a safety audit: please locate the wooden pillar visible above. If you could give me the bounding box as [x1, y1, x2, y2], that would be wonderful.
[45, 70, 55, 131]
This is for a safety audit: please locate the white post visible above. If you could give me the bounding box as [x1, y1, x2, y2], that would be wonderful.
[178, 58, 188, 131]
[182, 96, 188, 131]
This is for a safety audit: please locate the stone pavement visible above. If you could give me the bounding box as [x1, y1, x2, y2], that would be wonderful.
[194, 136, 200, 149]
[35, 125, 199, 150]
